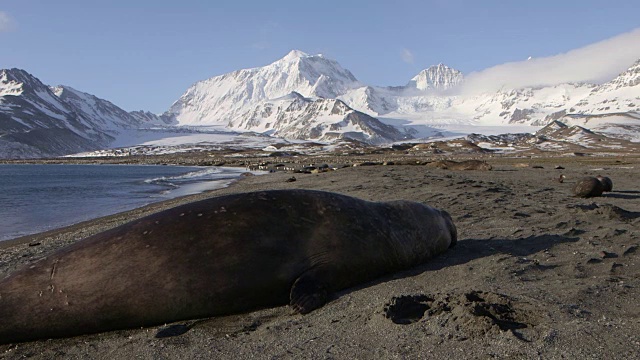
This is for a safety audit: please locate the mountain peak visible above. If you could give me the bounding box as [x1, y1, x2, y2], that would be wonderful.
[1, 68, 31, 80]
[1, 68, 50, 97]
[408, 64, 463, 91]
[427, 63, 450, 70]
[1, 69, 24, 96]
[50, 84, 78, 97]
[282, 50, 310, 61]
[167, 50, 361, 124]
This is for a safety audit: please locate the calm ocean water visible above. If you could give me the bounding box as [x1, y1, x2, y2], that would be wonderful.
[0, 164, 254, 241]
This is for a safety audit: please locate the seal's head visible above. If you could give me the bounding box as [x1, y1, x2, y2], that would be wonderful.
[596, 175, 613, 192]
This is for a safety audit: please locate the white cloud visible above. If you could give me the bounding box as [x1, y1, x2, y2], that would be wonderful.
[0, 11, 14, 32]
[460, 28, 640, 94]
[401, 48, 414, 64]
[251, 22, 280, 51]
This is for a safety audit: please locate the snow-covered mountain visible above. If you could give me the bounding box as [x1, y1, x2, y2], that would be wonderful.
[51, 85, 146, 131]
[1, 69, 96, 135]
[406, 64, 464, 91]
[2, 49, 639, 159]
[568, 59, 640, 116]
[228, 92, 410, 144]
[165, 50, 362, 125]
[395, 60, 640, 128]
[468, 119, 640, 154]
[558, 112, 640, 142]
[166, 50, 638, 139]
[165, 52, 469, 127]
[129, 110, 175, 126]
[0, 69, 157, 158]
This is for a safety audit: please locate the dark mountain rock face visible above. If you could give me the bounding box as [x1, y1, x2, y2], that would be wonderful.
[0, 69, 149, 159]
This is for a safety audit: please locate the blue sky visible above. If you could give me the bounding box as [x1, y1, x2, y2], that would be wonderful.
[1, 1, 639, 113]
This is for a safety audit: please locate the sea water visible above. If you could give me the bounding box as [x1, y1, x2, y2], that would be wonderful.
[0, 164, 255, 241]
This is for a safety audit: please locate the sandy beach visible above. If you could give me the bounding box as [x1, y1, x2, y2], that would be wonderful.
[1, 155, 639, 359]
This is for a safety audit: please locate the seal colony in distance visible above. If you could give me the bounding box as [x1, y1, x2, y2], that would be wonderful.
[0, 189, 457, 344]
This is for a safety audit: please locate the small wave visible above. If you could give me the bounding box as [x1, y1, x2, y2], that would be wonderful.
[142, 167, 255, 197]
[144, 167, 226, 185]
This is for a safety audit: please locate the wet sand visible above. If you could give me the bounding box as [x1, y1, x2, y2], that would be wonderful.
[1, 156, 639, 359]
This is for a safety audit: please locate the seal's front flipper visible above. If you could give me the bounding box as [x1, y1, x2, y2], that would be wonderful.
[289, 274, 328, 314]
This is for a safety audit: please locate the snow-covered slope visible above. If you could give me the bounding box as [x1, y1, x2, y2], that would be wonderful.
[166, 50, 362, 125]
[442, 60, 639, 127]
[406, 64, 464, 91]
[0, 69, 92, 134]
[375, 60, 638, 133]
[0, 69, 110, 158]
[165, 50, 640, 144]
[337, 86, 403, 115]
[558, 112, 640, 142]
[52, 85, 144, 131]
[229, 92, 411, 144]
[467, 118, 640, 154]
[3, 50, 639, 159]
[455, 83, 596, 125]
[0, 69, 160, 158]
[129, 110, 175, 126]
[569, 60, 640, 115]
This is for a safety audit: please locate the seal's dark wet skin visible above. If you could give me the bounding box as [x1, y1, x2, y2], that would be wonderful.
[0, 189, 456, 344]
[573, 176, 604, 198]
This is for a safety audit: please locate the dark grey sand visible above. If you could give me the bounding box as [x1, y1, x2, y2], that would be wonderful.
[1, 157, 640, 359]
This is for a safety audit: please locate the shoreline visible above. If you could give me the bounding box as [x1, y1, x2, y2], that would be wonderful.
[0, 170, 266, 250]
[1, 155, 639, 359]
[0, 154, 640, 249]
[0, 163, 261, 245]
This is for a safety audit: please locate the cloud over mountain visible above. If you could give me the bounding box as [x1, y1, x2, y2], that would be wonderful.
[0, 11, 14, 32]
[401, 49, 415, 64]
[460, 28, 640, 94]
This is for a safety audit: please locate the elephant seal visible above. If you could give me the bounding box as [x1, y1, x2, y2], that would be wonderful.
[0, 189, 457, 344]
[573, 177, 605, 198]
[596, 175, 613, 192]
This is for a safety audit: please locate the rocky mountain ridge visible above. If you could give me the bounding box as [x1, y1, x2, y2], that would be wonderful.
[0, 69, 156, 158]
[466, 119, 640, 155]
[1, 50, 639, 159]
[227, 92, 411, 144]
[166, 50, 639, 137]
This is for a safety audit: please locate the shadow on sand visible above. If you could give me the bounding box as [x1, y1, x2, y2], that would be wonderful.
[602, 193, 640, 200]
[172, 235, 580, 338]
[403, 234, 577, 277]
[340, 234, 579, 297]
